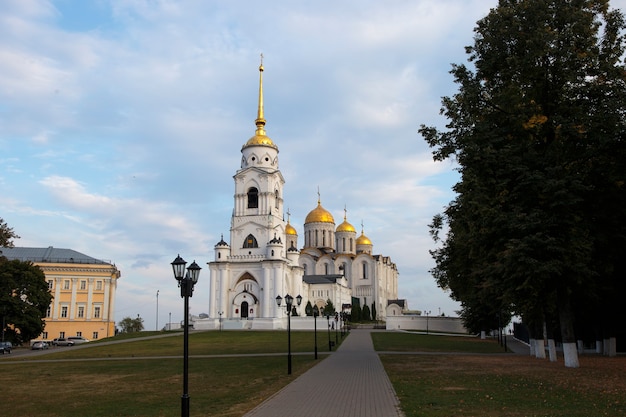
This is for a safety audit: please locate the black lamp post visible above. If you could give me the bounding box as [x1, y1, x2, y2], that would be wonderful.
[313, 309, 318, 359]
[425, 310, 431, 335]
[276, 293, 302, 375]
[326, 314, 332, 351]
[171, 254, 201, 417]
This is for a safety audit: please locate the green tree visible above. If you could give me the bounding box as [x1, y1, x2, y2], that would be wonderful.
[0, 257, 52, 344]
[118, 316, 144, 333]
[0, 217, 19, 248]
[362, 305, 372, 322]
[322, 299, 336, 316]
[305, 301, 313, 316]
[420, 0, 626, 367]
[351, 297, 362, 322]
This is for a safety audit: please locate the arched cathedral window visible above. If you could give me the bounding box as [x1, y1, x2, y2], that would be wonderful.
[247, 187, 258, 209]
[243, 234, 259, 248]
[274, 189, 279, 209]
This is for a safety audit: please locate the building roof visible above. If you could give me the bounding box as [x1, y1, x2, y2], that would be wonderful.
[303, 274, 344, 285]
[0, 246, 112, 265]
[387, 299, 407, 308]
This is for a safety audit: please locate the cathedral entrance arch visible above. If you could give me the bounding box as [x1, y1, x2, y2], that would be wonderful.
[241, 301, 249, 319]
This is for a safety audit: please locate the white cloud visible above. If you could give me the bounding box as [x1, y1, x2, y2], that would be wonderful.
[4, 0, 557, 329]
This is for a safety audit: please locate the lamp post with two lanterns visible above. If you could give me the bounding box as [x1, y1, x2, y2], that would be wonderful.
[276, 294, 302, 375]
[171, 255, 202, 417]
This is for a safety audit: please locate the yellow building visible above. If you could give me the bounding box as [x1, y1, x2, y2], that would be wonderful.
[2, 246, 120, 342]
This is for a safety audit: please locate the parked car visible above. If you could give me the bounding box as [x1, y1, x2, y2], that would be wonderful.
[67, 336, 90, 345]
[0, 341, 12, 354]
[31, 341, 49, 350]
[52, 338, 74, 346]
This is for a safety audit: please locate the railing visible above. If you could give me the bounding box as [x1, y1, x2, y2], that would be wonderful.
[226, 254, 265, 261]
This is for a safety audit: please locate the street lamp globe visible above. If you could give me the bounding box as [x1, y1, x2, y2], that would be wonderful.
[171, 254, 187, 281]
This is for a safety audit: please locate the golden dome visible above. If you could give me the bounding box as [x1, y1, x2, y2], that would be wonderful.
[305, 202, 335, 224]
[356, 231, 372, 245]
[336, 207, 356, 233]
[244, 134, 278, 150]
[337, 220, 356, 233]
[285, 222, 297, 235]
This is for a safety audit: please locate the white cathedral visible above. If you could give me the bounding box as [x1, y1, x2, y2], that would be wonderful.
[198, 62, 401, 330]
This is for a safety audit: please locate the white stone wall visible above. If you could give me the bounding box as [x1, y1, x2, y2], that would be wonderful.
[386, 315, 468, 334]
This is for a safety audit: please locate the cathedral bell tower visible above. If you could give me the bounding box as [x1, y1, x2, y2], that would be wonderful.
[231, 59, 286, 258]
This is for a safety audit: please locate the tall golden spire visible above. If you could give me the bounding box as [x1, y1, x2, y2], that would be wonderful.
[243, 54, 277, 150]
[255, 54, 266, 136]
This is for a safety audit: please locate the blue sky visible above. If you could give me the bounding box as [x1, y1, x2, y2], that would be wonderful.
[3, 0, 624, 331]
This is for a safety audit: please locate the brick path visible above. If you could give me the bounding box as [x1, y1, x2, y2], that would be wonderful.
[244, 329, 404, 417]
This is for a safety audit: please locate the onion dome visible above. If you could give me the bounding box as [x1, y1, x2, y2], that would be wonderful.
[305, 200, 335, 224]
[242, 58, 278, 151]
[286, 222, 297, 236]
[356, 224, 372, 245]
[336, 208, 356, 233]
[269, 233, 282, 244]
[215, 234, 229, 247]
[356, 233, 372, 245]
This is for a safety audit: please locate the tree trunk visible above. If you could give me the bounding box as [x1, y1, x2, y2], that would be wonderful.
[607, 337, 617, 357]
[535, 339, 546, 359]
[545, 321, 557, 362]
[595, 339, 603, 354]
[547, 339, 557, 362]
[557, 288, 579, 368]
[533, 321, 545, 359]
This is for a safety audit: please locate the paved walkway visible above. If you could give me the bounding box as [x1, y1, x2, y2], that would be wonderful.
[506, 335, 530, 355]
[244, 329, 404, 417]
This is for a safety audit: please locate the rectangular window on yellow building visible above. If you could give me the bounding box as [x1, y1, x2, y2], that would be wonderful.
[96, 281, 102, 290]
[80, 280, 86, 290]
[92, 332, 98, 340]
[94, 306, 101, 318]
[61, 306, 68, 318]
[77, 306, 85, 318]
[63, 280, 70, 290]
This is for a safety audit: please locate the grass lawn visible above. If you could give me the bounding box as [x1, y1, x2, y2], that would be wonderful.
[372, 332, 626, 417]
[2, 330, 624, 416]
[0, 330, 327, 417]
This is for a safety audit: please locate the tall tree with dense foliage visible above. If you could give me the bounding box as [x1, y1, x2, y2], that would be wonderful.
[0, 257, 52, 344]
[421, 0, 626, 367]
[0, 218, 19, 248]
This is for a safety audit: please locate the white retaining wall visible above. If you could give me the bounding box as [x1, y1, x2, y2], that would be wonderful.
[386, 315, 468, 334]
